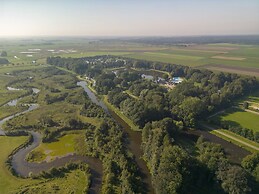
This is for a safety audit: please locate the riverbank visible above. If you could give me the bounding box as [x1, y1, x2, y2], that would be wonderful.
[102, 95, 141, 131]
[77, 81, 154, 193]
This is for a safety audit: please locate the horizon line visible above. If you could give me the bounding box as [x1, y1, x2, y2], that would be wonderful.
[0, 34, 259, 39]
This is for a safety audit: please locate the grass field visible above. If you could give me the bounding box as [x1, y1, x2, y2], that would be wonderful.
[27, 133, 81, 162]
[211, 107, 259, 132]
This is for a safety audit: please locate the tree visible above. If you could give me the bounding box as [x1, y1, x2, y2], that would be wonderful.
[242, 153, 259, 181]
[216, 165, 251, 194]
[243, 101, 249, 109]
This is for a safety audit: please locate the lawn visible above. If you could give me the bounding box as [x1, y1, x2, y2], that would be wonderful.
[27, 133, 81, 162]
[212, 107, 259, 132]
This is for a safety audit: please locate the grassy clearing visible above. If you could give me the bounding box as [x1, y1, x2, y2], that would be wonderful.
[27, 133, 81, 162]
[211, 107, 259, 132]
[103, 95, 140, 131]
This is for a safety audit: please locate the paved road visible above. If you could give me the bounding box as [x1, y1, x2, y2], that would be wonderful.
[203, 124, 259, 151]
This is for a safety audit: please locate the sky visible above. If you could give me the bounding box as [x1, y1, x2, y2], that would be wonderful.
[0, 0, 259, 37]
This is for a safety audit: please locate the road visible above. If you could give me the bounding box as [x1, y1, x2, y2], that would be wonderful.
[203, 124, 259, 151]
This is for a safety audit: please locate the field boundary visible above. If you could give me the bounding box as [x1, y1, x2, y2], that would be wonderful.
[200, 64, 259, 76]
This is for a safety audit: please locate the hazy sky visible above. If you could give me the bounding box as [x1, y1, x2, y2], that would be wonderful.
[0, 0, 259, 37]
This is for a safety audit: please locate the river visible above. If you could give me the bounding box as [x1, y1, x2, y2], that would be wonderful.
[2, 82, 154, 193]
[77, 81, 154, 194]
[0, 86, 102, 194]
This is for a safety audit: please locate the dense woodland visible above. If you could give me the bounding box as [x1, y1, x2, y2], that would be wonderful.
[47, 56, 259, 193]
[48, 55, 258, 129]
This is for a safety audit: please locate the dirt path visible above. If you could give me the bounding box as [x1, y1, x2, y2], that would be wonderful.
[208, 110, 226, 118]
[203, 124, 259, 151]
[244, 108, 259, 115]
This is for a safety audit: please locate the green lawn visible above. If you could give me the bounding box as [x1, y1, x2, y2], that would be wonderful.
[212, 107, 259, 132]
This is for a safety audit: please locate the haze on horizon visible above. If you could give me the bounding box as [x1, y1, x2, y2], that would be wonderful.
[0, 0, 259, 37]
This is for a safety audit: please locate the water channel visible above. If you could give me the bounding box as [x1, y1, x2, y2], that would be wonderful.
[0, 86, 102, 194]
[77, 81, 154, 193]
[1, 82, 154, 193]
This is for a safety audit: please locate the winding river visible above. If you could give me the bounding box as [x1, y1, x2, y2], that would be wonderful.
[0, 86, 102, 194]
[1, 82, 154, 193]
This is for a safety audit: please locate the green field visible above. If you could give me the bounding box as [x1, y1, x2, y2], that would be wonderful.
[1, 39, 259, 76]
[0, 136, 89, 193]
[212, 107, 259, 132]
[123, 52, 206, 66]
[27, 133, 81, 162]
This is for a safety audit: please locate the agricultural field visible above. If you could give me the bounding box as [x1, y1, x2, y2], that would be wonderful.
[123, 44, 259, 75]
[1, 38, 259, 76]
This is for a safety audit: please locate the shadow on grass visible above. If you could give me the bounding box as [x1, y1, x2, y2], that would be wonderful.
[209, 107, 244, 129]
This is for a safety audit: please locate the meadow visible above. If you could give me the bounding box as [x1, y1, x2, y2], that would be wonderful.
[27, 133, 82, 163]
[0, 136, 89, 193]
[211, 107, 259, 133]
